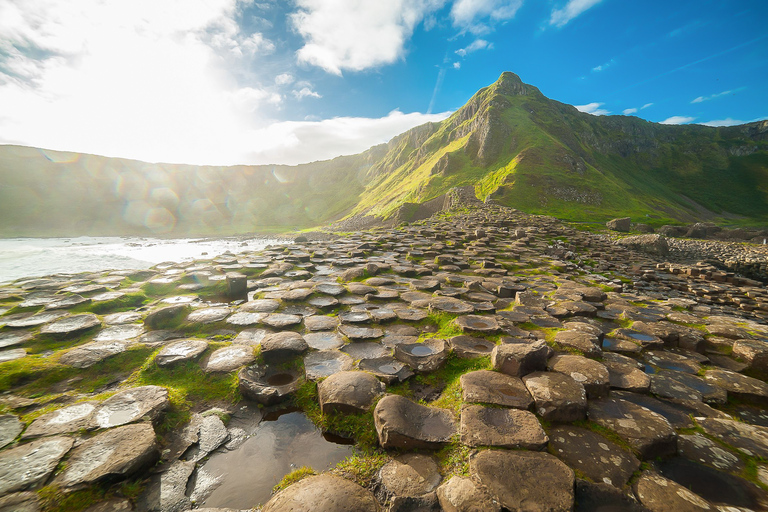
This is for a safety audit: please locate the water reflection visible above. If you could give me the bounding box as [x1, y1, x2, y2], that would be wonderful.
[195, 409, 354, 509]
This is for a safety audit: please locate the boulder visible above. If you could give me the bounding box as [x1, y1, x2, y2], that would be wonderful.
[606, 217, 631, 232]
[732, 339, 768, 373]
[615, 235, 669, 256]
[523, 371, 587, 422]
[0, 436, 73, 494]
[374, 395, 456, 450]
[54, 423, 158, 488]
[318, 371, 385, 414]
[261, 474, 380, 512]
[470, 450, 574, 512]
[460, 405, 547, 449]
[490, 339, 548, 377]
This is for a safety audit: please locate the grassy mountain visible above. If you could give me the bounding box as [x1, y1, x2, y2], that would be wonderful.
[1, 72, 766, 237]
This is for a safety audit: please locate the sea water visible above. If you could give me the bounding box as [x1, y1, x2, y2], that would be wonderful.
[0, 236, 284, 284]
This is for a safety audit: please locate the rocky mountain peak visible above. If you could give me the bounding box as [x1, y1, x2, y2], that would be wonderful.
[493, 71, 530, 96]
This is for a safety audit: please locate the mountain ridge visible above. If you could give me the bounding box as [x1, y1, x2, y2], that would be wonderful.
[1, 71, 766, 236]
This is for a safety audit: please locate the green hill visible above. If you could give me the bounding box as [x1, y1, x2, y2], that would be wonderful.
[0, 72, 766, 236]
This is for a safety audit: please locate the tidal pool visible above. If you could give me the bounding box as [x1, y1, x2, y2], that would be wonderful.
[193, 409, 354, 509]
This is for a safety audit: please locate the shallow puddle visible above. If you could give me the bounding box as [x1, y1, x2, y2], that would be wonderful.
[194, 410, 354, 509]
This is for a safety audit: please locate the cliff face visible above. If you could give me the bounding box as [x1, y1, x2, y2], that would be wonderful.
[0, 72, 766, 237]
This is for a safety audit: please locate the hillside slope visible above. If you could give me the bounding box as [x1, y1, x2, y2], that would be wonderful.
[0, 72, 766, 236]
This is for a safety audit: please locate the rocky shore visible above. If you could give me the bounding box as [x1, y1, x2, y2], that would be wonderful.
[1, 203, 768, 511]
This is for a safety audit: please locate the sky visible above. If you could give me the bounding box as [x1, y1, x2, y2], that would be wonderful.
[0, 0, 766, 166]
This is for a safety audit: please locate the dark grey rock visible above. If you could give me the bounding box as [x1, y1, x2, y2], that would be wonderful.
[374, 395, 456, 450]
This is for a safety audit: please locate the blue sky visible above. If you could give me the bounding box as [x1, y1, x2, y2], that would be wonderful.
[0, 0, 766, 165]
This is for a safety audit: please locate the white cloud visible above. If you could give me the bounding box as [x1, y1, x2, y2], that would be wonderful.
[592, 58, 615, 72]
[691, 89, 733, 103]
[291, 0, 446, 75]
[455, 39, 492, 56]
[575, 102, 610, 116]
[622, 108, 637, 115]
[660, 116, 696, 125]
[242, 110, 452, 165]
[0, 0, 342, 165]
[293, 86, 321, 100]
[275, 73, 295, 86]
[450, 0, 523, 34]
[699, 118, 745, 127]
[453, 61, 461, 69]
[641, 103, 653, 109]
[550, 0, 603, 28]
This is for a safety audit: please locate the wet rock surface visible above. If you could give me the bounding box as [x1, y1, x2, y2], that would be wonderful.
[1, 204, 768, 510]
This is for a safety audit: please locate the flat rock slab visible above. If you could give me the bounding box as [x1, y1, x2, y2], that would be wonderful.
[6, 311, 67, 329]
[202, 345, 255, 373]
[548, 354, 610, 398]
[575, 480, 650, 512]
[449, 335, 495, 358]
[304, 350, 354, 380]
[232, 328, 268, 346]
[523, 371, 587, 422]
[54, 423, 158, 488]
[704, 368, 768, 404]
[651, 371, 726, 404]
[423, 297, 475, 314]
[374, 395, 456, 450]
[470, 450, 574, 512]
[460, 405, 547, 449]
[644, 351, 700, 374]
[549, 426, 640, 487]
[144, 305, 190, 329]
[0, 349, 25, 363]
[23, 402, 98, 439]
[186, 307, 231, 324]
[603, 357, 651, 393]
[554, 330, 601, 357]
[39, 314, 101, 337]
[698, 417, 768, 459]
[0, 436, 74, 495]
[393, 308, 428, 322]
[678, 433, 745, 473]
[238, 365, 304, 405]
[587, 398, 677, 459]
[304, 315, 340, 331]
[155, 339, 208, 367]
[225, 312, 266, 326]
[394, 338, 447, 373]
[304, 332, 345, 351]
[460, 370, 533, 409]
[358, 357, 414, 384]
[136, 460, 194, 512]
[339, 325, 384, 340]
[436, 476, 500, 512]
[454, 315, 500, 333]
[90, 385, 169, 430]
[376, 453, 441, 511]
[94, 324, 145, 342]
[634, 472, 712, 511]
[0, 415, 23, 449]
[240, 299, 280, 313]
[319, 371, 384, 414]
[0, 492, 42, 512]
[262, 474, 380, 512]
[0, 331, 32, 349]
[59, 340, 129, 368]
[262, 313, 302, 328]
[103, 312, 143, 325]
